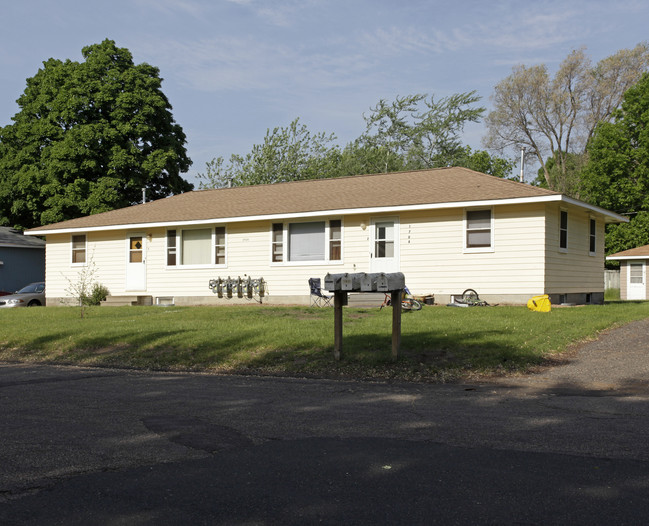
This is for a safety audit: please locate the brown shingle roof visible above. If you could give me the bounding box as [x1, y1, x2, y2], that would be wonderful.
[607, 244, 649, 259]
[27, 167, 564, 233]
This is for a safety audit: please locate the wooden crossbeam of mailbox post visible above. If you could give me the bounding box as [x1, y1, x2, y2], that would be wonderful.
[324, 272, 405, 362]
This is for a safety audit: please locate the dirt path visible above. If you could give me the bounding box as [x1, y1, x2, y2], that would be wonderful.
[489, 317, 649, 394]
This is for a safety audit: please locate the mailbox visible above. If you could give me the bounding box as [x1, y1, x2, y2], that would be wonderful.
[324, 272, 404, 292]
[360, 273, 373, 291]
[324, 273, 346, 291]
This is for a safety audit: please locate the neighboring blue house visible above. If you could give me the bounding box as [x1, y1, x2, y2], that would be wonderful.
[0, 227, 45, 294]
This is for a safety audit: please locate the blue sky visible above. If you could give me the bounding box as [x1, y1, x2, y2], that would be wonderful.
[1, 0, 648, 185]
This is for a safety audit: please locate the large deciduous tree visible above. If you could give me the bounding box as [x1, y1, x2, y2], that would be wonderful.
[484, 43, 649, 196]
[0, 39, 192, 229]
[199, 92, 511, 188]
[358, 91, 485, 171]
[198, 118, 339, 188]
[581, 72, 649, 255]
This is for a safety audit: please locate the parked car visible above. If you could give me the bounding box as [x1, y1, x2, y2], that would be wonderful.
[0, 282, 45, 307]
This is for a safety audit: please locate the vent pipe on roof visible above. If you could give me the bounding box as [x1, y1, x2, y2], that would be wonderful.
[142, 188, 146, 204]
[519, 147, 525, 183]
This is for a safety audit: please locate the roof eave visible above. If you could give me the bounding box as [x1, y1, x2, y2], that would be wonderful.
[606, 255, 649, 261]
[560, 196, 628, 224]
[25, 194, 626, 236]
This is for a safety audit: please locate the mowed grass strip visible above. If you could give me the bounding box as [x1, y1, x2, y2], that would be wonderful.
[1, 302, 647, 382]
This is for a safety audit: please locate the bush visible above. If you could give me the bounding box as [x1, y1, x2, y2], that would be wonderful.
[82, 284, 110, 306]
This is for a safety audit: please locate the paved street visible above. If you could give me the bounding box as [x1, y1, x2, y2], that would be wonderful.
[1, 319, 649, 524]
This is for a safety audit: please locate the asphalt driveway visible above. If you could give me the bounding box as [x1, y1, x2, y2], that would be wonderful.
[1, 318, 649, 524]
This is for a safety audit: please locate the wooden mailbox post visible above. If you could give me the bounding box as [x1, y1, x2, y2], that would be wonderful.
[324, 272, 405, 362]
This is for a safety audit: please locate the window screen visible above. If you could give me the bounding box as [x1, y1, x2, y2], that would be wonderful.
[466, 210, 491, 248]
[72, 234, 86, 264]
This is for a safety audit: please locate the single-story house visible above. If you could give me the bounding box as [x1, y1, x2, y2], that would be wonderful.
[606, 245, 649, 300]
[0, 227, 45, 294]
[25, 167, 627, 306]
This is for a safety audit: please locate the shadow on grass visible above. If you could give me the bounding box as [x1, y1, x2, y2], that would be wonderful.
[5, 303, 646, 382]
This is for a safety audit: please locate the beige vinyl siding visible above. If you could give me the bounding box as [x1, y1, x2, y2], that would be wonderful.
[620, 263, 628, 299]
[45, 231, 133, 299]
[398, 204, 546, 298]
[44, 201, 606, 305]
[544, 204, 605, 293]
[146, 219, 365, 298]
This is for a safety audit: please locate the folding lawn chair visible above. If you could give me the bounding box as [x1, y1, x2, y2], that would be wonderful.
[308, 278, 332, 307]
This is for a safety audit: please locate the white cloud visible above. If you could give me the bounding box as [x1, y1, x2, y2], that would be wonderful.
[223, 0, 322, 27]
[133, 0, 206, 17]
[139, 33, 377, 93]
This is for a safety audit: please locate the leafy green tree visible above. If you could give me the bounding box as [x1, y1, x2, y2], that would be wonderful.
[532, 153, 588, 189]
[0, 39, 192, 229]
[199, 92, 495, 188]
[198, 118, 340, 188]
[451, 146, 516, 179]
[359, 92, 485, 171]
[581, 72, 649, 254]
[485, 43, 649, 196]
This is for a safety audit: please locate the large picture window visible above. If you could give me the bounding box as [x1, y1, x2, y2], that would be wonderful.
[71, 234, 86, 264]
[465, 210, 492, 249]
[166, 227, 226, 267]
[182, 228, 211, 265]
[289, 222, 326, 261]
[272, 220, 342, 263]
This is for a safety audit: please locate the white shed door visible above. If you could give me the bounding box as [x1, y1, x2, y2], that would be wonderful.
[627, 262, 646, 300]
[126, 235, 147, 291]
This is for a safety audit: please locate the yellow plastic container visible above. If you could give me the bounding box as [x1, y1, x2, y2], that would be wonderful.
[527, 294, 551, 312]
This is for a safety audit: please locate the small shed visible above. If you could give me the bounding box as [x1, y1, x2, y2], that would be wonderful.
[0, 227, 45, 294]
[606, 245, 649, 300]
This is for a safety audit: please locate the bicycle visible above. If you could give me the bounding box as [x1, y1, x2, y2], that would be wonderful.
[380, 286, 422, 312]
[455, 288, 489, 307]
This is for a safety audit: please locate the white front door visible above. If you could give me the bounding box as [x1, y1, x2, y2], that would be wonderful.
[126, 234, 147, 291]
[370, 218, 400, 273]
[627, 262, 646, 300]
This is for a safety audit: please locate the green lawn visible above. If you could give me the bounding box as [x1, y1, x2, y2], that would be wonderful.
[1, 302, 647, 382]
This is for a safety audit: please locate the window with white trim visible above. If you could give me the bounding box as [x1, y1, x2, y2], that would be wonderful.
[272, 223, 284, 262]
[215, 227, 226, 265]
[166, 227, 226, 266]
[560, 210, 568, 250]
[589, 218, 596, 255]
[465, 209, 492, 249]
[271, 220, 342, 263]
[167, 230, 177, 265]
[71, 234, 86, 264]
[630, 262, 644, 284]
[329, 220, 341, 260]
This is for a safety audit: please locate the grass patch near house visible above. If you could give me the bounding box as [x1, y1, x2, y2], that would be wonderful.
[605, 288, 621, 301]
[1, 302, 648, 382]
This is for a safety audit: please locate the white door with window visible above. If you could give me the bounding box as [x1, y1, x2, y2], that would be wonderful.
[126, 234, 147, 291]
[370, 218, 399, 273]
[627, 262, 646, 300]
